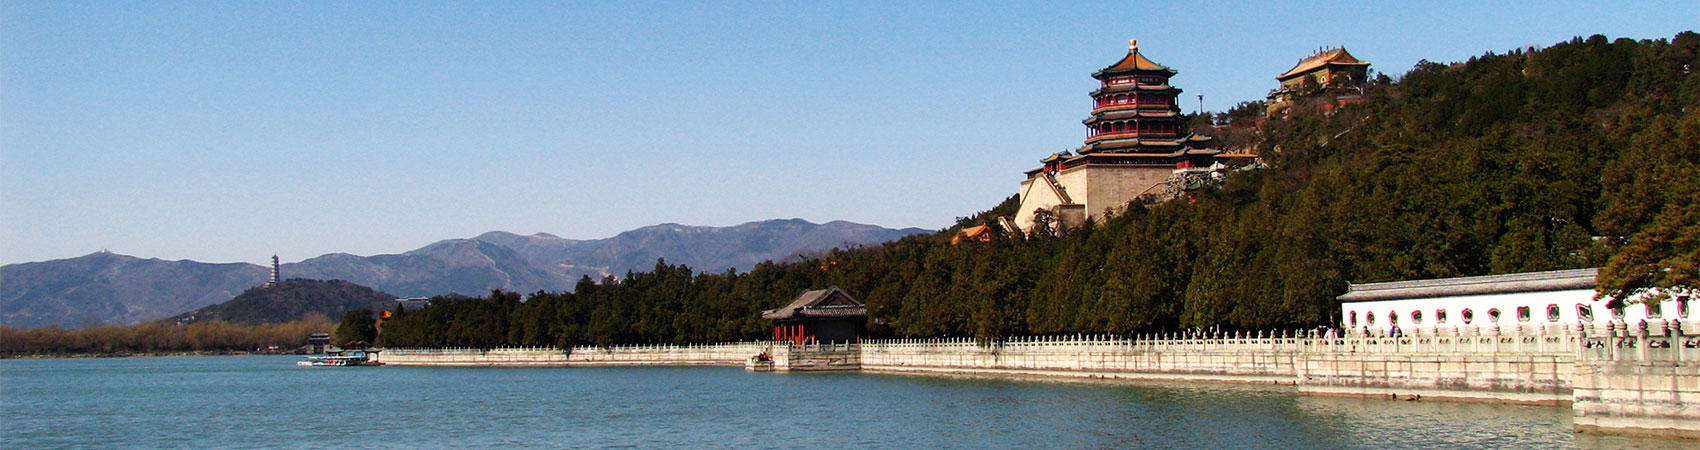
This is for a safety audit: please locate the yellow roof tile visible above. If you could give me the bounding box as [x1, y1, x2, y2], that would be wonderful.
[1276, 47, 1370, 81]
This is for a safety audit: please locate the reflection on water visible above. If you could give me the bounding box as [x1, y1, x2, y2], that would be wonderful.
[1, 356, 1690, 449]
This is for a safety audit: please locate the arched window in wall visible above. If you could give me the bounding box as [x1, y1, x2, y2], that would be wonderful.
[1411, 310, 1423, 324]
[1546, 304, 1561, 322]
[1462, 309, 1474, 324]
[1647, 302, 1663, 319]
[1436, 309, 1448, 324]
[1387, 311, 1398, 326]
[1516, 306, 1531, 322]
[1680, 295, 1691, 319]
[1366, 312, 1376, 326]
[1577, 304, 1594, 321]
[1488, 308, 1502, 323]
[1349, 311, 1358, 327]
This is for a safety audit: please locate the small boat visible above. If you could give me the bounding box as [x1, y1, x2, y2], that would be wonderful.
[296, 350, 383, 367]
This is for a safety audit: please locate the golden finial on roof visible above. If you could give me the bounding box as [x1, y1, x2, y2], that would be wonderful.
[1129, 39, 1138, 51]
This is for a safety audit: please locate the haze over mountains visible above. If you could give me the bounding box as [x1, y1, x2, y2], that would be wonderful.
[1, 219, 928, 329]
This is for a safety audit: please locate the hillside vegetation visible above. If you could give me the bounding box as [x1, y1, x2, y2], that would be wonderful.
[0, 315, 335, 356]
[376, 33, 1698, 347]
[172, 279, 396, 326]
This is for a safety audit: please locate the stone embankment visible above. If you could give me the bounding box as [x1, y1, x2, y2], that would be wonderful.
[378, 342, 767, 367]
[379, 322, 1697, 439]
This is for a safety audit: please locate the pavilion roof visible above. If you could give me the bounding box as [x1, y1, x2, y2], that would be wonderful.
[761, 287, 867, 320]
[1096, 40, 1176, 77]
[1277, 47, 1371, 81]
[951, 225, 997, 245]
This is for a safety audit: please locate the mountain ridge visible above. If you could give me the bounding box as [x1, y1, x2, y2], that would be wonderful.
[1, 219, 931, 329]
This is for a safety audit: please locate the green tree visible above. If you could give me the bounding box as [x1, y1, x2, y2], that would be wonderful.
[335, 309, 377, 345]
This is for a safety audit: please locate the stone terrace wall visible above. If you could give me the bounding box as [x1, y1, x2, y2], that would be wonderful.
[859, 334, 1303, 384]
[373, 321, 1699, 440]
[1572, 332, 1700, 439]
[379, 342, 771, 367]
[1296, 329, 1584, 405]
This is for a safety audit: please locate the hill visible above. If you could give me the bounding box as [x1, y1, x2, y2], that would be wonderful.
[0, 252, 264, 329]
[377, 32, 1700, 347]
[473, 219, 931, 282]
[283, 239, 563, 299]
[0, 219, 930, 329]
[171, 279, 396, 326]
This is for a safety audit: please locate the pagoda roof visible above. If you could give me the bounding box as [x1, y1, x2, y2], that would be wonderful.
[1277, 47, 1371, 81]
[1091, 84, 1178, 96]
[761, 287, 866, 320]
[1087, 109, 1180, 121]
[1095, 40, 1176, 77]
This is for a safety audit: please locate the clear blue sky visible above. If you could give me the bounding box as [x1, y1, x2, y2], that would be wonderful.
[2, 1, 1694, 265]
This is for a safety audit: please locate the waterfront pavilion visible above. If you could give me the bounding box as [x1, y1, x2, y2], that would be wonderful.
[761, 287, 867, 345]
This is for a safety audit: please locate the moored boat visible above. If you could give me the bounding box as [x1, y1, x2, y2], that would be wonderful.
[296, 350, 383, 367]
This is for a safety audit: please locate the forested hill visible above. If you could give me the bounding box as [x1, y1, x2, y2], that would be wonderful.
[171, 279, 396, 326]
[2, 219, 926, 329]
[379, 33, 1698, 348]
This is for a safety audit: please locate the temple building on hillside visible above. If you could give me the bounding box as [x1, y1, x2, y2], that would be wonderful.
[950, 224, 996, 245]
[1013, 40, 1244, 234]
[761, 287, 867, 345]
[1266, 47, 1371, 115]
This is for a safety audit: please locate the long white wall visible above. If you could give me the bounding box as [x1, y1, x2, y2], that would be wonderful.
[1342, 288, 1694, 334]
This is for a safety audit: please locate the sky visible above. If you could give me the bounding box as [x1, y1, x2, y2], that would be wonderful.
[2, 1, 1695, 266]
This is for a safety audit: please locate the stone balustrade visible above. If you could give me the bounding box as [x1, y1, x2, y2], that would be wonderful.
[375, 321, 1698, 439]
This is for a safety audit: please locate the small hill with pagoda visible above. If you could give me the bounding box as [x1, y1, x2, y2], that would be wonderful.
[372, 33, 1695, 347]
[1013, 40, 1252, 235]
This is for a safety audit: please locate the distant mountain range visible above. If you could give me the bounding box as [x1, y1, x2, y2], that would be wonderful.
[1, 219, 930, 329]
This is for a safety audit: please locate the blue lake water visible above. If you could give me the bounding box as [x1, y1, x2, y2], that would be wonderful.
[0, 355, 1689, 449]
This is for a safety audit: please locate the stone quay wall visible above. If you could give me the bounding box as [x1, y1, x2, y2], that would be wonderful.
[1572, 332, 1700, 439]
[377, 320, 1698, 439]
[1295, 328, 1586, 405]
[378, 342, 771, 367]
[858, 335, 1300, 384]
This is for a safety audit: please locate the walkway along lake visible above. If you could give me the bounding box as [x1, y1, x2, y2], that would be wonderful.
[380, 325, 1700, 440]
[1, 355, 1691, 449]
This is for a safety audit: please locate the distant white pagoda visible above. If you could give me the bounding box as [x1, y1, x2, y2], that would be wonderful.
[266, 254, 280, 287]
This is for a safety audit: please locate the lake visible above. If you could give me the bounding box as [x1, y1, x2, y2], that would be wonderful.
[0, 355, 1688, 448]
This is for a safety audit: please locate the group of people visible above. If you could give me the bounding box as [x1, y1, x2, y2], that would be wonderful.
[1317, 325, 1403, 338]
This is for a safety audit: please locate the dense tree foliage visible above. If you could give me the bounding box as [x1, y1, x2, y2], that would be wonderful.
[335, 310, 378, 344]
[374, 33, 1696, 348]
[1, 314, 335, 356]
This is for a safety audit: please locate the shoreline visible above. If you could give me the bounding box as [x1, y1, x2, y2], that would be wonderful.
[2, 351, 293, 360]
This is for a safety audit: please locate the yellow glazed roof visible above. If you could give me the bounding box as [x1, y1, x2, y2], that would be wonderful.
[1100, 40, 1174, 73]
[1276, 47, 1370, 80]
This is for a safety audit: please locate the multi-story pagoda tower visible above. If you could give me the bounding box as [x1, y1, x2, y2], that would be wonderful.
[1081, 40, 1191, 155]
[1012, 40, 1226, 235]
[266, 254, 280, 287]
